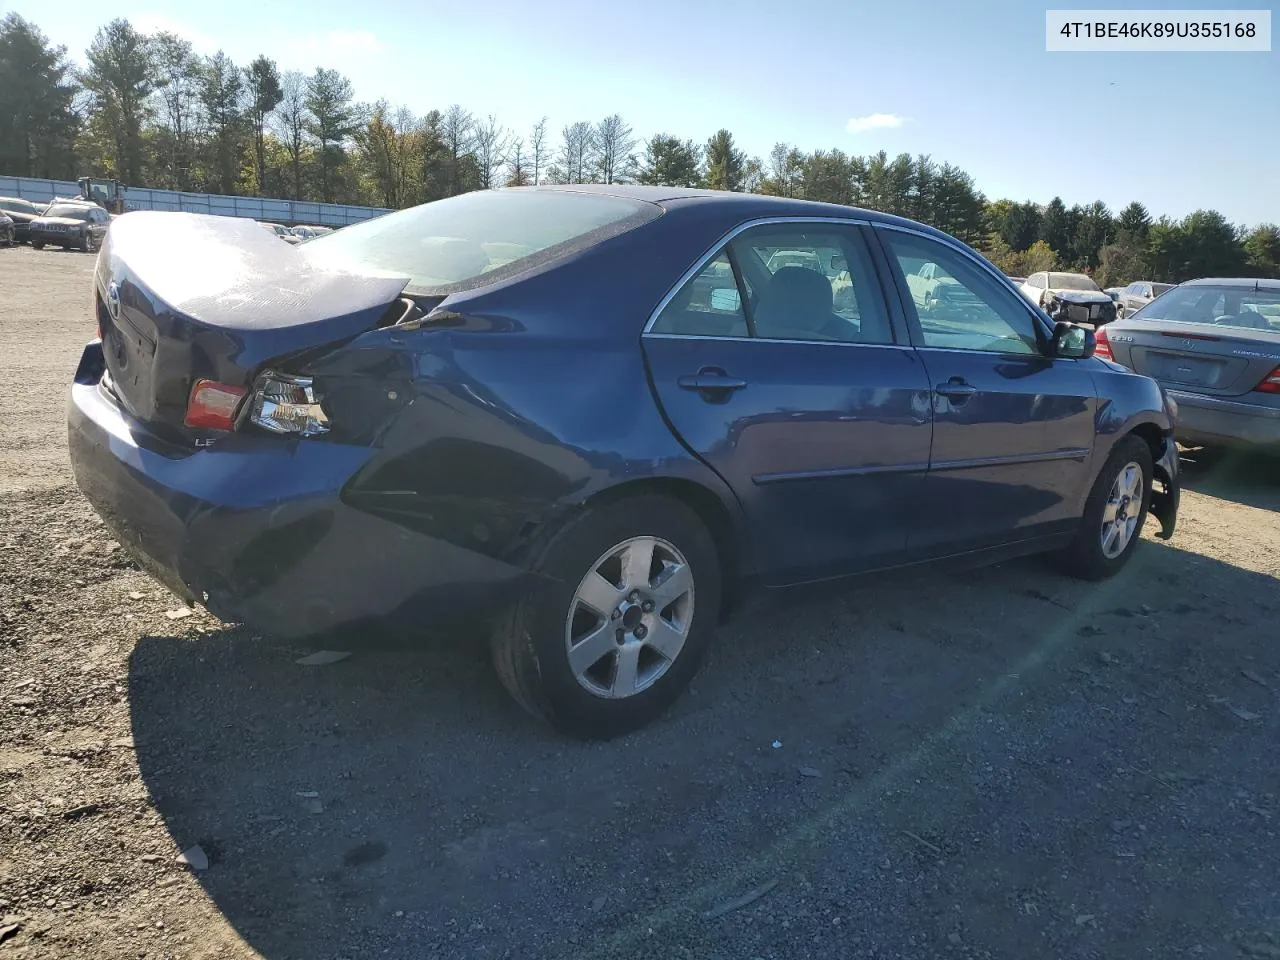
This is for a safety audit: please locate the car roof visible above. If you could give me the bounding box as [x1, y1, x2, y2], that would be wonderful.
[1178, 277, 1280, 290]
[520, 184, 961, 244]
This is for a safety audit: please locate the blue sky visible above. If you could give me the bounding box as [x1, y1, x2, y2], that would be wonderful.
[10, 0, 1279, 224]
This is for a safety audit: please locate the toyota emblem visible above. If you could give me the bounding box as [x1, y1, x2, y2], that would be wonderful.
[106, 281, 121, 320]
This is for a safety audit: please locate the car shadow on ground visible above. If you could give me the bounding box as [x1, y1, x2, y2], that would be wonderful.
[1178, 446, 1279, 512]
[127, 539, 1280, 960]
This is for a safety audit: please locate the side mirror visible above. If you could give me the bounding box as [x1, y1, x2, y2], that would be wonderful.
[1053, 320, 1095, 359]
[709, 287, 741, 313]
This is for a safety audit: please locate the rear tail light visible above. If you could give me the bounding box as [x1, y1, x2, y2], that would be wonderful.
[1094, 324, 1113, 361]
[1256, 365, 1280, 394]
[249, 373, 330, 436]
[185, 380, 247, 430]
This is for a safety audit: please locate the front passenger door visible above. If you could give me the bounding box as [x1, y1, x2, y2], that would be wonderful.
[875, 227, 1099, 556]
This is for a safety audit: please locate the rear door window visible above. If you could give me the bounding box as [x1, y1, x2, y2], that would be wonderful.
[650, 222, 893, 344]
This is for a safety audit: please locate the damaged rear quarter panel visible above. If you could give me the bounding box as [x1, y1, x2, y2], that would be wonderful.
[308, 228, 749, 575]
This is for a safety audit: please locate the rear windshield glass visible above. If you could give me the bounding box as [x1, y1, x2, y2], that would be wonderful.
[44, 204, 91, 220]
[1132, 285, 1280, 332]
[302, 189, 660, 295]
[0, 198, 37, 214]
[1049, 273, 1100, 292]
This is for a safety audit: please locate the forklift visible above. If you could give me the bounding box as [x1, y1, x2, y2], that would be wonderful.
[76, 177, 126, 215]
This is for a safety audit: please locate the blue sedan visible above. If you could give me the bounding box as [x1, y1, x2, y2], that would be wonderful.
[68, 186, 1180, 738]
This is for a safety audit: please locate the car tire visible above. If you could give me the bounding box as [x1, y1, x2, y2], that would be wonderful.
[1058, 435, 1153, 580]
[31, 241, 43, 250]
[80, 234, 91, 253]
[491, 494, 721, 740]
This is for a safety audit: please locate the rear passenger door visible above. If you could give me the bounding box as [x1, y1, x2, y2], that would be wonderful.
[643, 219, 933, 585]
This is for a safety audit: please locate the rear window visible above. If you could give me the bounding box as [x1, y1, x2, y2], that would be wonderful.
[0, 198, 37, 214]
[1151, 283, 1175, 296]
[302, 189, 660, 295]
[1132, 285, 1280, 332]
[1049, 273, 1100, 292]
[44, 204, 91, 220]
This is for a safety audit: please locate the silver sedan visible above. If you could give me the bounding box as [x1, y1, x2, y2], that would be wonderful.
[1098, 278, 1280, 451]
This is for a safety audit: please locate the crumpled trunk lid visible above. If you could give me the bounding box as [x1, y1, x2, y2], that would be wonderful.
[94, 211, 409, 438]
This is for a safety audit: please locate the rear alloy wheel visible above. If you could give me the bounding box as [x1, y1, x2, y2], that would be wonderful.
[566, 536, 694, 700]
[1059, 435, 1153, 580]
[491, 495, 720, 739]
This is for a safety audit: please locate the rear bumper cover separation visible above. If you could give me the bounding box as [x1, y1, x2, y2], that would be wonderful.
[68, 373, 537, 640]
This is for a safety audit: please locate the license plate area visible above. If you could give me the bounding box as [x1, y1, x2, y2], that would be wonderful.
[1145, 350, 1223, 387]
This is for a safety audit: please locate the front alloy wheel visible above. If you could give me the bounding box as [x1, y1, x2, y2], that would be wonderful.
[1058, 434, 1153, 580]
[1100, 462, 1143, 559]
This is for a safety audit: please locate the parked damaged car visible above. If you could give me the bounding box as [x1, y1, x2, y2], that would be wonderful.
[68, 187, 1180, 738]
[1020, 271, 1117, 326]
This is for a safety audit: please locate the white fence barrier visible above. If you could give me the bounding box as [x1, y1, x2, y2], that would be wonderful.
[0, 175, 390, 228]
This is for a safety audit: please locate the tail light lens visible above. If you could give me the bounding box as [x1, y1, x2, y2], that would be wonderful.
[1093, 324, 1113, 361]
[185, 380, 247, 430]
[1256, 365, 1280, 394]
[249, 373, 330, 436]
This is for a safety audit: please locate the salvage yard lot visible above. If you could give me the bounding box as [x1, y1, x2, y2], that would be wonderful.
[1, 244, 1278, 960]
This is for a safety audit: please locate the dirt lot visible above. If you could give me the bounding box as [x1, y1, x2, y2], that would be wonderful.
[1, 243, 1278, 960]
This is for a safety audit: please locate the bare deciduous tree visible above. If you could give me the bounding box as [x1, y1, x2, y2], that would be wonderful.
[558, 121, 594, 184]
[472, 113, 508, 190]
[272, 69, 308, 199]
[593, 113, 636, 185]
[505, 138, 528, 187]
[529, 115, 548, 186]
[151, 32, 200, 190]
[440, 103, 474, 195]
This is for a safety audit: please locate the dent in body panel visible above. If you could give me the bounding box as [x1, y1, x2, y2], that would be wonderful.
[326, 317, 745, 572]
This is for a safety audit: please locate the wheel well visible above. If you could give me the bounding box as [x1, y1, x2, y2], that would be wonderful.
[585, 478, 745, 622]
[1127, 422, 1165, 467]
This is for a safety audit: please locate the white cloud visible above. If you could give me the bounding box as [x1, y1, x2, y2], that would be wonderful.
[130, 13, 220, 54]
[845, 113, 906, 134]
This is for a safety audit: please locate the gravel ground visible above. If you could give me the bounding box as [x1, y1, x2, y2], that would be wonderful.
[1, 243, 1279, 960]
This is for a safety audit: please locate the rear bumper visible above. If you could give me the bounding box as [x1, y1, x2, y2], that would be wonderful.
[68, 371, 537, 640]
[1167, 389, 1280, 449]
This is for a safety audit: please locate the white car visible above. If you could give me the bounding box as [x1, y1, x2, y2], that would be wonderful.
[1020, 271, 1117, 325]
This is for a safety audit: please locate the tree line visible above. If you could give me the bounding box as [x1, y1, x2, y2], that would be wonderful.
[3, 13, 1277, 285]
